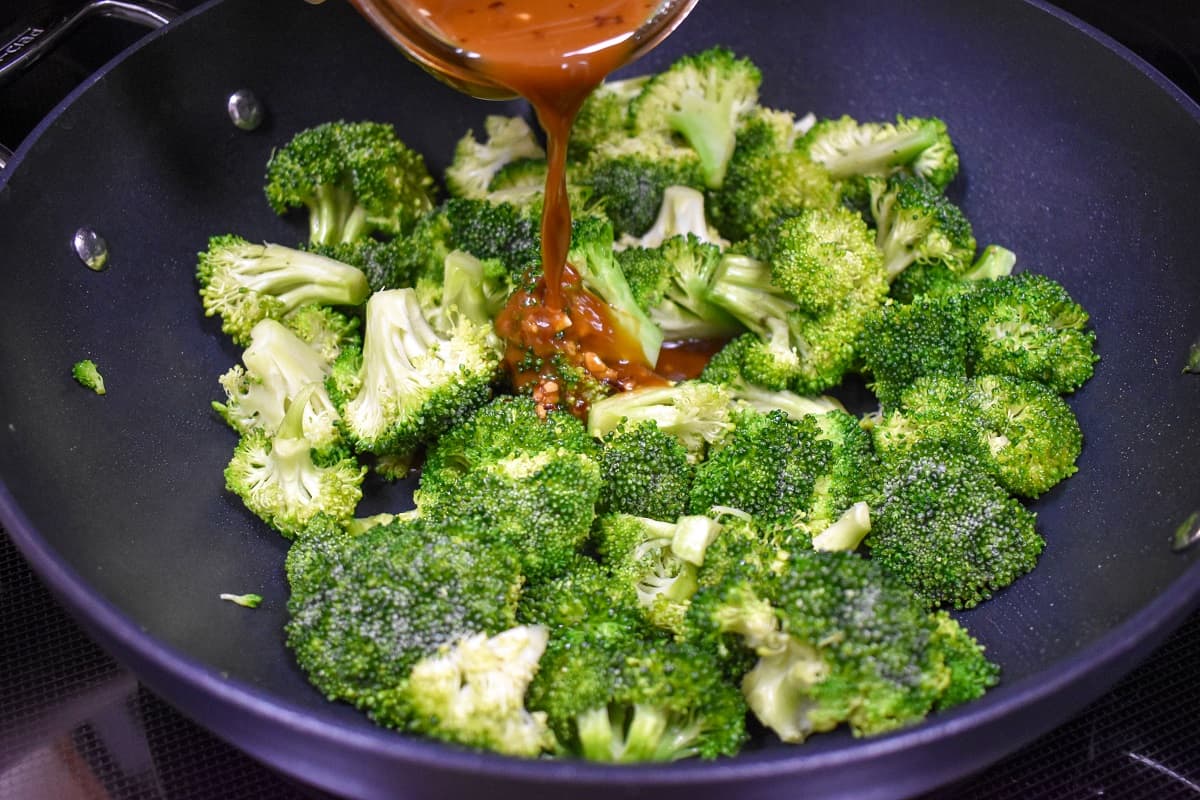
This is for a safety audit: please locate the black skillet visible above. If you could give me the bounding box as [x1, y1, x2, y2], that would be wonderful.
[2, 0, 1200, 797]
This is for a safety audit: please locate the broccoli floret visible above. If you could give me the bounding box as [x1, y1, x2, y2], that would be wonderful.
[587, 382, 733, 461]
[265, 121, 435, 245]
[72, 359, 105, 395]
[219, 593, 263, 608]
[867, 446, 1044, 608]
[708, 207, 888, 393]
[966, 272, 1098, 393]
[928, 612, 1000, 710]
[281, 305, 361, 363]
[580, 137, 706, 237]
[568, 75, 649, 161]
[708, 108, 839, 242]
[618, 235, 742, 340]
[326, 288, 499, 457]
[567, 214, 664, 366]
[419, 448, 602, 582]
[857, 294, 973, 408]
[798, 115, 959, 191]
[444, 197, 542, 279]
[701, 356, 846, 420]
[445, 115, 546, 200]
[630, 47, 762, 188]
[890, 244, 1016, 304]
[596, 421, 695, 520]
[528, 623, 747, 761]
[616, 185, 728, 250]
[738, 549, 991, 740]
[799, 409, 877, 545]
[877, 374, 1082, 498]
[197, 235, 370, 346]
[517, 554, 639, 632]
[224, 386, 365, 538]
[688, 409, 832, 533]
[213, 319, 343, 455]
[405, 625, 555, 757]
[418, 395, 597, 498]
[427, 249, 511, 331]
[867, 174, 977, 281]
[285, 517, 524, 728]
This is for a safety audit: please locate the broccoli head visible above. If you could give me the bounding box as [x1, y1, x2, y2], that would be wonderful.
[596, 420, 696, 520]
[587, 382, 733, 461]
[798, 115, 959, 191]
[857, 294, 973, 408]
[445, 115, 546, 200]
[867, 174, 976, 280]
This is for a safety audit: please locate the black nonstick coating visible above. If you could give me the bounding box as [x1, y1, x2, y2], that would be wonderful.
[2, 0, 1199, 797]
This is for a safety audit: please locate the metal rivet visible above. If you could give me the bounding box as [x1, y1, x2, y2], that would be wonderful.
[73, 227, 108, 271]
[227, 89, 264, 131]
[1172, 511, 1200, 552]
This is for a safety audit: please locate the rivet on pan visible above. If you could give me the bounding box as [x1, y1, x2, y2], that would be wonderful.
[1171, 511, 1200, 553]
[73, 227, 108, 271]
[227, 89, 265, 131]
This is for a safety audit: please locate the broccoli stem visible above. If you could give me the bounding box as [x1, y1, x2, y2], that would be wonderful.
[822, 123, 937, 179]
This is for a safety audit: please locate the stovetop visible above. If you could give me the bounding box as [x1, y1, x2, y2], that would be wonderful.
[1, 1, 1199, 798]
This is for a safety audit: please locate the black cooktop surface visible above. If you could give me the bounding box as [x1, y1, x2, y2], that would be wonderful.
[1, 1, 1198, 798]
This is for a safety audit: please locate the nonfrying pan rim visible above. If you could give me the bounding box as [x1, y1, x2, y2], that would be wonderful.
[3, 0, 1200, 788]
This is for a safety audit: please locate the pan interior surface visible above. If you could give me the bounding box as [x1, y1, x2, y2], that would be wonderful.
[1, 0, 1199, 796]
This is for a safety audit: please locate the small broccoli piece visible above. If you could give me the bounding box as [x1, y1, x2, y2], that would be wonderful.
[580, 136, 706, 237]
[596, 421, 695, 520]
[518, 554, 640, 632]
[419, 395, 597, 497]
[857, 294, 973, 408]
[219, 592, 263, 608]
[867, 174, 977, 281]
[225, 386, 366, 538]
[587, 382, 733, 460]
[810, 502, 872, 552]
[630, 47, 762, 188]
[419, 448, 602, 582]
[197, 235, 370, 346]
[798, 115, 959, 190]
[928, 612, 1000, 710]
[890, 244, 1016, 304]
[265, 121, 435, 245]
[799, 409, 877, 544]
[405, 625, 555, 757]
[740, 549, 988, 740]
[966, 272, 1098, 393]
[281, 305, 361, 363]
[568, 75, 649, 161]
[443, 197, 543, 279]
[707, 108, 839, 242]
[445, 115, 546, 200]
[708, 207, 888, 393]
[689, 409, 832, 533]
[702, 356, 845, 420]
[619, 235, 742, 340]
[867, 446, 1044, 608]
[426, 249, 511, 332]
[885, 374, 1083, 497]
[213, 319, 343, 455]
[567, 214, 664, 366]
[616, 185, 728, 250]
[529, 623, 747, 761]
[326, 288, 499, 457]
[72, 359, 105, 395]
[285, 517, 524, 728]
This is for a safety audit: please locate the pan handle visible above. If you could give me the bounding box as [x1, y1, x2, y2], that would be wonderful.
[0, 0, 179, 87]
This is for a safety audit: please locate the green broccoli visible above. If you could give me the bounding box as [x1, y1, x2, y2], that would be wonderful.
[444, 197, 542, 279]
[485, 157, 548, 208]
[798, 115, 959, 191]
[213, 319, 343, 456]
[874, 374, 1083, 498]
[197, 235, 370, 346]
[867, 174, 977, 280]
[580, 136, 706, 236]
[285, 516, 525, 735]
[219, 593, 263, 608]
[405, 625, 556, 757]
[890, 244, 1017, 304]
[568, 75, 649, 161]
[707, 107, 839, 242]
[857, 294, 973, 408]
[528, 622, 747, 761]
[618, 234, 743, 340]
[586, 382, 733, 460]
[445, 115, 546, 200]
[224, 385, 365, 538]
[265, 120, 436, 245]
[596, 421, 695, 520]
[799, 409, 877, 546]
[72, 359, 105, 395]
[326, 287, 499, 457]
[630, 47, 762, 188]
[419, 448, 602, 582]
[517, 553, 640, 632]
[688, 408, 832, 533]
[966, 272, 1098, 393]
[280, 305, 361, 363]
[700, 349, 846, 420]
[867, 445, 1044, 608]
[616, 184, 728, 250]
